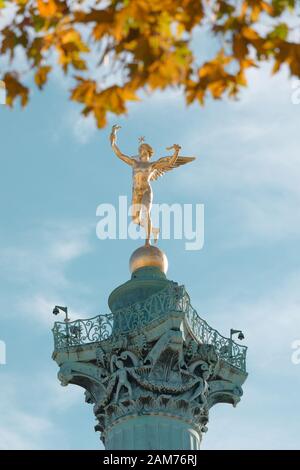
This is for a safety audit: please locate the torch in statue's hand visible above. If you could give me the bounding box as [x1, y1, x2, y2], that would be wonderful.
[166, 144, 182, 152]
[110, 124, 121, 145]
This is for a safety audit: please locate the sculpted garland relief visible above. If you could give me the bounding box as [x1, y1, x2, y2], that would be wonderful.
[58, 328, 222, 440]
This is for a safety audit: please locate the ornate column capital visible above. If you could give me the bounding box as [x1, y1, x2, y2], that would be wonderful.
[54, 279, 247, 449]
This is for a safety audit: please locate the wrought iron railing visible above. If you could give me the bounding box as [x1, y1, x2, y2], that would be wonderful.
[52, 314, 113, 351]
[52, 284, 247, 372]
[184, 302, 247, 371]
[112, 284, 186, 332]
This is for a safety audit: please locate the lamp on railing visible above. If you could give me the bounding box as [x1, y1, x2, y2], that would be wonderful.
[229, 328, 245, 361]
[53, 305, 71, 347]
[53, 305, 70, 323]
[230, 329, 245, 341]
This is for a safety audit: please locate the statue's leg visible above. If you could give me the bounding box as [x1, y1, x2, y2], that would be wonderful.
[141, 187, 160, 244]
[146, 211, 152, 246]
[142, 187, 153, 245]
[131, 191, 143, 225]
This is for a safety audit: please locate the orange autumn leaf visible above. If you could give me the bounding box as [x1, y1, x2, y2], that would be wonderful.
[34, 65, 51, 89]
[37, 0, 57, 18]
[0, 0, 298, 127]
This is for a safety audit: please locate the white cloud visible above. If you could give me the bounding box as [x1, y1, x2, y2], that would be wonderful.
[0, 2, 17, 29]
[0, 220, 93, 326]
[0, 221, 92, 284]
[151, 63, 300, 246]
[39, 376, 84, 412]
[203, 404, 294, 450]
[0, 375, 52, 450]
[0, 416, 51, 450]
[66, 111, 97, 144]
[198, 269, 300, 370]
[18, 293, 90, 327]
[50, 236, 91, 262]
[197, 271, 300, 449]
[18, 294, 62, 327]
[0, 372, 85, 450]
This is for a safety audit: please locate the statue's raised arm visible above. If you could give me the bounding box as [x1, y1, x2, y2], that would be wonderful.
[110, 125, 134, 166]
[150, 144, 195, 181]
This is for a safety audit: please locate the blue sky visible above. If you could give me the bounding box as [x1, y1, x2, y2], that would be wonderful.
[1, 45, 300, 448]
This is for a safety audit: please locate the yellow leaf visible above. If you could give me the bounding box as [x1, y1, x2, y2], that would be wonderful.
[34, 65, 51, 89]
[121, 86, 140, 101]
[241, 27, 259, 41]
[3, 72, 29, 107]
[233, 34, 248, 60]
[250, 5, 261, 22]
[37, 0, 57, 18]
[61, 30, 80, 45]
[272, 60, 281, 74]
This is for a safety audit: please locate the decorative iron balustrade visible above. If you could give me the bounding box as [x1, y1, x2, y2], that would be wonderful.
[184, 302, 247, 371]
[52, 314, 113, 351]
[112, 283, 186, 332]
[52, 284, 247, 372]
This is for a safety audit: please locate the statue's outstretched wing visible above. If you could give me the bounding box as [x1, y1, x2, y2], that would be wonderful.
[150, 156, 195, 181]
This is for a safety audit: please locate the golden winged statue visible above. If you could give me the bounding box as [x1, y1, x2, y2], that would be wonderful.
[110, 125, 195, 245]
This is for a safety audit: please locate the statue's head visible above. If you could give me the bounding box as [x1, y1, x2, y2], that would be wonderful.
[138, 143, 154, 161]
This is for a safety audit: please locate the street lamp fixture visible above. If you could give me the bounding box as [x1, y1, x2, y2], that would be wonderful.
[52, 305, 70, 323]
[230, 329, 245, 341]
